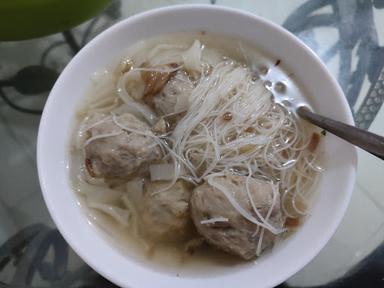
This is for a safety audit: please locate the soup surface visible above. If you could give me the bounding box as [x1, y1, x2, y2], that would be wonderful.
[69, 31, 323, 275]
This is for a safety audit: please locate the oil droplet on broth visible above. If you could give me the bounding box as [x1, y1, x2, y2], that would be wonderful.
[258, 65, 269, 75]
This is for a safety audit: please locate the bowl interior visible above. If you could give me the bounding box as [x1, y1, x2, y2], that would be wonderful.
[37, 5, 357, 288]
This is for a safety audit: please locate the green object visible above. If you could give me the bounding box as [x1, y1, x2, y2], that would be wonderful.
[0, 0, 112, 41]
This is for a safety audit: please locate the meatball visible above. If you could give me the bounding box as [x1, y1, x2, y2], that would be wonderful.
[84, 113, 162, 179]
[140, 180, 193, 242]
[190, 174, 283, 260]
[153, 70, 194, 115]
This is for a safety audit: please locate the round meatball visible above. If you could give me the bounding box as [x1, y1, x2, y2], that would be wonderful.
[153, 70, 194, 115]
[84, 113, 162, 179]
[140, 180, 193, 242]
[190, 174, 284, 260]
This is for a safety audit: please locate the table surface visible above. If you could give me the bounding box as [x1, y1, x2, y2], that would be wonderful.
[1, 1, 384, 287]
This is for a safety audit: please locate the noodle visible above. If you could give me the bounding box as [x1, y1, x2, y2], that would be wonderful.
[71, 32, 323, 262]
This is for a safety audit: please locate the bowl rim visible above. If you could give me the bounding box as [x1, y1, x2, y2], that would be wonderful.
[37, 4, 357, 288]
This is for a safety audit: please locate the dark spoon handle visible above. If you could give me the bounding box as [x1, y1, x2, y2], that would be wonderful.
[297, 106, 384, 160]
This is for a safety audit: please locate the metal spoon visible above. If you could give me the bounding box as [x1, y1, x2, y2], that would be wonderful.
[297, 106, 384, 160]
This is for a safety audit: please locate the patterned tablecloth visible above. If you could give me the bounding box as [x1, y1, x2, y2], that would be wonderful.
[1, 1, 383, 287]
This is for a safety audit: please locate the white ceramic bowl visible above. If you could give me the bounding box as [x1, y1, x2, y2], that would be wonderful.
[37, 5, 357, 288]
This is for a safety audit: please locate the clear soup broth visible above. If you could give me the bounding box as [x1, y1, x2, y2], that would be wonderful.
[69, 31, 323, 276]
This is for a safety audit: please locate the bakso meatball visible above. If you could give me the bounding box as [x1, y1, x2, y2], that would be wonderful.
[153, 70, 194, 115]
[84, 113, 162, 179]
[190, 174, 284, 260]
[140, 180, 193, 242]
